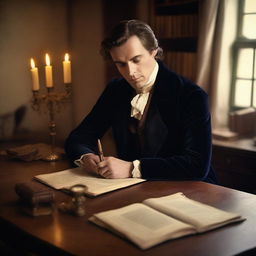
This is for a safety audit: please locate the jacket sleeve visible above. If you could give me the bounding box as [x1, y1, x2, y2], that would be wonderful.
[64, 81, 118, 162]
[139, 89, 214, 182]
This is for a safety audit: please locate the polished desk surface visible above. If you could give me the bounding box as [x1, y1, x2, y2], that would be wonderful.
[0, 158, 256, 256]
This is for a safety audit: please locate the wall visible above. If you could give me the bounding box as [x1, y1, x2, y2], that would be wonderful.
[0, 0, 105, 141]
[70, 0, 105, 126]
[0, 0, 70, 140]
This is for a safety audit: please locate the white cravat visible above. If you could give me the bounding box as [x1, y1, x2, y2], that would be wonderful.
[131, 62, 159, 120]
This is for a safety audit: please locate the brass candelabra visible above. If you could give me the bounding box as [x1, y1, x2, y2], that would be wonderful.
[31, 84, 71, 161]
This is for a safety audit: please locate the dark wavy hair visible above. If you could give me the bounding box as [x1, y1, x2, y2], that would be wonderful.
[100, 20, 163, 60]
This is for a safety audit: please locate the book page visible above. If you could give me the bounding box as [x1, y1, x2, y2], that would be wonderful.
[34, 167, 145, 196]
[89, 203, 195, 250]
[143, 192, 243, 232]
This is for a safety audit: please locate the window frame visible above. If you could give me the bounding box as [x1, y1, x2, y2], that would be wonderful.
[230, 0, 256, 111]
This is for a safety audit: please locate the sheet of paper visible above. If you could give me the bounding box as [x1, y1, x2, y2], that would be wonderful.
[35, 167, 145, 196]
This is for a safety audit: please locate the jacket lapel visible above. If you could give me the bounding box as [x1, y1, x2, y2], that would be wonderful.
[113, 84, 133, 158]
[142, 93, 168, 157]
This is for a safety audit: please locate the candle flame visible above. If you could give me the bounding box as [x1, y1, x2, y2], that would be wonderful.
[45, 53, 51, 66]
[64, 53, 69, 61]
[30, 58, 35, 69]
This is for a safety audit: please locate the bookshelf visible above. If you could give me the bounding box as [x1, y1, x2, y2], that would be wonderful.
[102, 0, 200, 82]
[151, 0, 200, 82]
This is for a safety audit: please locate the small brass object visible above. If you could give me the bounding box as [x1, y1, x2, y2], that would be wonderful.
[59, 184, 87, 216]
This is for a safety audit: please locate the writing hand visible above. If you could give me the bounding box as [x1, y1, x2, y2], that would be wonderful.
[81, 153, 101, 176]
[97, 156, 133, 179]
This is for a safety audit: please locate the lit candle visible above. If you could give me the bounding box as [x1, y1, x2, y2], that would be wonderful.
[45, 53, 53, 88]
[30, 58, 40, 91]
[63, 53, 71, 83]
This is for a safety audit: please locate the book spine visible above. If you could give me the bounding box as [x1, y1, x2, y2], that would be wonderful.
[15, 183, 55, 206]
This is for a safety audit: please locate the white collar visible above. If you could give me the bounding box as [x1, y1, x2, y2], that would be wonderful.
[136, 61, 159, 94]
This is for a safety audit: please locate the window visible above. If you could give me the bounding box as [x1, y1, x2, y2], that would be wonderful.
[231, 0, 256, 110]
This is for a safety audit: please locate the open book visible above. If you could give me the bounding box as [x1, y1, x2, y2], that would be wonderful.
[34, 167, 145, 197]
[89, 192, 244, 249]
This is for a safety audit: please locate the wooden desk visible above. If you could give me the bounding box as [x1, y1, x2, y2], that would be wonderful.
[0, 158, 256, 256]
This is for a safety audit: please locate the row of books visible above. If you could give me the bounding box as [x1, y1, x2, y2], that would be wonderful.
[153, 15, 198, 38]
[155, 0, 198, 5]
[164, 51, 197, 82]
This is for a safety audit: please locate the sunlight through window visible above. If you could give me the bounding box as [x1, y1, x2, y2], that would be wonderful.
[232, 0, 256, 109]
[244, 0, 256, 12]
[235, 80, 251, 107]
[237, 48, 253, 78]
[242, 15, 256, 39]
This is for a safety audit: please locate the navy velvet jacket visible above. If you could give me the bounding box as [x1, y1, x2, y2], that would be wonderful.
[65, 61, 217, 183]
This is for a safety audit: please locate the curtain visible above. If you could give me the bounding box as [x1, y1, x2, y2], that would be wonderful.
[197, 0, 238, 129]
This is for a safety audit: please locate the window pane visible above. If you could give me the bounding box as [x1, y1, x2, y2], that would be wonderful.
[242, 14, 256, 39]
[234, 79, 252, 107]
[244, 0, 256, 13]
[237, 48, 253, 78]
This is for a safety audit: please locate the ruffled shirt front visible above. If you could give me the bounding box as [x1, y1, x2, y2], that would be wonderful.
[130, 62, 159, 120]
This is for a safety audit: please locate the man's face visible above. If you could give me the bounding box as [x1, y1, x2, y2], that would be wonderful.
[110, 35, 157, 91]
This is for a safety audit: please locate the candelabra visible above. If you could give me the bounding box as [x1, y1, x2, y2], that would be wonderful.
[31, 84, 71, 161]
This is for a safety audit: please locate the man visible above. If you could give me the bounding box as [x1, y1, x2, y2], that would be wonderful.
[65, 20, 217, 183]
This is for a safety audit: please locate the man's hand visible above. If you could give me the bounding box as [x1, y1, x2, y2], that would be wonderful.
[97, 156, 133, 179]
[81, 153, 100, 176]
